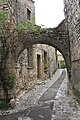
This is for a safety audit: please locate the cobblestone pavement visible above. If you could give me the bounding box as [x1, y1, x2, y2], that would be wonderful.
[0, 69, 63, 115]
[0, 69, 80, 120]
[51, 70, 80, 120]
[14, 69, 63, 112]
[0, 69, 65, 120]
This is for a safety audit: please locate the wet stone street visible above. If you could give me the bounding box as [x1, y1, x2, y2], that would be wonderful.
[0, 69, 80, 120]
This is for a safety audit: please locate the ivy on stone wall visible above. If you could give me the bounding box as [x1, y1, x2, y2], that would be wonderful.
[0, 2, 44, 101]
[15, 21, 43, 36]
[0, 5, 16, 101]
[0, 11, 8, 22]
[0, 67, 16, 101]
[0, 11, 8, 34]
[2, 72, 16, 89]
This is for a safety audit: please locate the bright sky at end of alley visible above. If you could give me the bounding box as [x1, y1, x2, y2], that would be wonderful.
[34, 0, 65, 28]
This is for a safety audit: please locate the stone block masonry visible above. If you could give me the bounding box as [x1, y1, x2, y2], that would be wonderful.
[64, 0, 80, 90]
[0, 0, 80, 102]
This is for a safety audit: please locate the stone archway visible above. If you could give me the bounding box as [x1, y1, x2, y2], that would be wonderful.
[9, 19, 71, 77]
[0, 18, 71, 99]
[0, 0, 79, 102]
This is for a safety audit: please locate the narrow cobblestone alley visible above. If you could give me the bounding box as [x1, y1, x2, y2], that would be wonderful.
[0, 0, 80, 119]
[0, 69, 80, 120]
[0, 69, 65, 120]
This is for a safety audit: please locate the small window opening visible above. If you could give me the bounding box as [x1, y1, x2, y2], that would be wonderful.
[27, 8, 31, 21]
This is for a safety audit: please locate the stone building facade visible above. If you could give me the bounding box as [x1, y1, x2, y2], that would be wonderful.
[64, 0, 80, 90]
[13, 0, 57, 94]
[5, 0, 35, 25]
[16, 44, 57, 94]
[0, 0, 57, 98]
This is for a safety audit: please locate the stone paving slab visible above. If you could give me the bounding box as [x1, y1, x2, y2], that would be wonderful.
[51, 69, 80, 120]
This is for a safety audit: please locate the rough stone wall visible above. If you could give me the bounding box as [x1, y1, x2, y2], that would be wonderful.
[0, 0, 71, 99]
[11, 19, 70, 72]
[33, 44, 57, 79]
[9, 0, 35, 25]
[0, 0, 35, 99]
[64, 0, 80, 89]
[4, 17, 70, 99]
[14, 0, 35, 94]
[0, 0, 80, 100]
[11, 0, 56, 95]
[15, 44, 56, 94]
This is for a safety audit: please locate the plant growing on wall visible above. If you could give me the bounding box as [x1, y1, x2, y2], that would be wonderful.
[0, 11, 8, 34]
[2, 72, 16, 101]
[15, 20, 42, 36]
[60, 60, 66, 68]
[0, 1, 44, 103]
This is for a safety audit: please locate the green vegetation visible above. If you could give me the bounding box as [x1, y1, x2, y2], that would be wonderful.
[0, 2, 43, 103]
[0, 100, 10, 109]
[0, 8, 9, 34]
[0, 4, 15, 102]
[59, 60, 66, 68]
[0, 11, 8, 23]
[0, 11, 8, 31]
[15, 21, 42, 36]
[0, 8, 15, 100]
[3, 72, 16, 90]
[0, 70, 16, 101]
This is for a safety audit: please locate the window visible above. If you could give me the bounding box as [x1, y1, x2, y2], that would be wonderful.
[27, 8, 31, 21]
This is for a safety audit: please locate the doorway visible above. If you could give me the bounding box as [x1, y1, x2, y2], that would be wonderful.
[37, 54, 41, 78]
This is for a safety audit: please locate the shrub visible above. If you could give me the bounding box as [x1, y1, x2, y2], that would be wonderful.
[3, 73, 16, 90]
[60, 60, 66, 68]
[0, 100, 10, 109]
